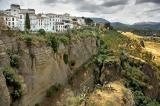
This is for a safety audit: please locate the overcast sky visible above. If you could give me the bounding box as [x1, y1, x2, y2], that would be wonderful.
[0, 0, 160, 24]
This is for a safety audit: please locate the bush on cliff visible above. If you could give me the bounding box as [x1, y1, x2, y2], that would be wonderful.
[46, 84, 61, 97]
[63, 54, 69, 64]
[1, 67, 22, 102]
[38, 29, 46, 36]
[59, 35, 70, 45]
[122, 61, 160, 106]
[10, 54, 19, 68]
[6, 49, 19, 69]
[24, 35, 32, 46]
[47, 36, 59, 53]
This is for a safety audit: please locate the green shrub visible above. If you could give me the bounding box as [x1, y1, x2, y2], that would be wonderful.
[24, 35, 32, 46]
[46, 84, 61, 97]
[1, 67, 22, 101]
[10, 54, 19, 68]
[47, 36, 59, 53]
[142, 52, 153, 62]
[123, 63, 148, 91]
[11, 89, 22, 101]
[59, 36, 69, 45]
[63, 54, 68, 64]
[122, 62, 160, 106]
[38, 29, 46, 36]
[3, 68, 16, 86]
[35, 103, 40, 106]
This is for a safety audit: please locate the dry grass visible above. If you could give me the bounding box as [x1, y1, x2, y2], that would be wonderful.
[87, 81, 133, 106]
[145, 41, 160, 64]
[121, 32, 160, 65]
[121, 32, 143, 41]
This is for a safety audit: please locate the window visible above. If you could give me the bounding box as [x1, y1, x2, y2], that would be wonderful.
[6, 18, 7, 21]
[8, 22, 10, 26]
[12, 18, 14, 21]
[12, 22, 14, 26]
[20, 15, 22, 19]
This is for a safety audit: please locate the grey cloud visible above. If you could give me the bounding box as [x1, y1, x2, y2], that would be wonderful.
[102, 0, 128, 7]
[136, 0, 160, 4]
[43, 0, 85, 4]
[77, 0, 127, 14]
[43, 0, 70, 4]
[77, 4, 124, 14]
[145, 8, 160, 13]
[43, 0, 126, 14]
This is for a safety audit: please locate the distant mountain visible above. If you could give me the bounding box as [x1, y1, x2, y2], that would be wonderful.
[132, 22, 160, 30]
[111, 22, 131, 30]
[111, 22, 160, 31]
[91, 18, 110, 24]
[89, 17, 160, 30]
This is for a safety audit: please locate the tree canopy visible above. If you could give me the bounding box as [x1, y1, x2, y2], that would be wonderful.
[25, 13, 31, 30]
[85, 18, 94, 26]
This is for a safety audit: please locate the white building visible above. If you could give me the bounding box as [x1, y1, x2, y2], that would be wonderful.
[2, 14, 19, 29]
[0, 4, 86, 32]
[71, 17, 87, 29]
[77, 17, 86, 26]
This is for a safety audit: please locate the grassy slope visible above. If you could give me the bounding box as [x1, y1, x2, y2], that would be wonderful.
[121, 32, 160, 65]
[100, 30, 160, 106]
[87, 81, 134, 106]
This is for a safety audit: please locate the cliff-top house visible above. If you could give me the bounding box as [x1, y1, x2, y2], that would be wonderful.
[0, 4, 86, 32]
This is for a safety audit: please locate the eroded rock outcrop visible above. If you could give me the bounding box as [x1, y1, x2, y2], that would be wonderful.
[0, 32, 97, 106]
[0, 71, 11, 106]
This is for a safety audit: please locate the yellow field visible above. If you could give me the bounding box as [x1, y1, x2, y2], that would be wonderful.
[121, 32, 160, 65]
[145, 41, 160, 64]
[121, 32, 143, 41]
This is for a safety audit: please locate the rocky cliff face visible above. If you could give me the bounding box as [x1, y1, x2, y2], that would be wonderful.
[0, 32, 97, 106]
[0, 71, 11, 106]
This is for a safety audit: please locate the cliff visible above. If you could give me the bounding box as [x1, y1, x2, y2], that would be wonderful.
[0, 71, 10, 106]
[0, 31, 97, 106]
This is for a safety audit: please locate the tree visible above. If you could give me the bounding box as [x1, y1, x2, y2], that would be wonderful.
[104, 22, 110, 29]
[38, 29, 46, 35]
[25, 13, 30, 30]
[104, 22, 113, 30]
[85, 18, 94, 26]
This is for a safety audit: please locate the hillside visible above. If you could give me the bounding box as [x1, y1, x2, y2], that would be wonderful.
[111, 22, 160, 31]
[133, 22, 160, 30]
[91, 18, 110, 24]
[0, 27, 160, 106]
[121, 32, 160, 64]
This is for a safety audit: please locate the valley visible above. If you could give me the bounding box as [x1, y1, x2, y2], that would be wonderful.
[0, 27, 160, 106]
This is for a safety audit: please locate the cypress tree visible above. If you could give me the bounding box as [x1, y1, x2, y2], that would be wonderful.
[25, 13, 30, 30]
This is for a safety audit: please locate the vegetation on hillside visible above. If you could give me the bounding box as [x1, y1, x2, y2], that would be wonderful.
[1, 25, 160, 106]
[98, 30, 160, 106]
[84, 18, 94, 26]
[0, 67, 23, 102]
[41, 28, 160, 106]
